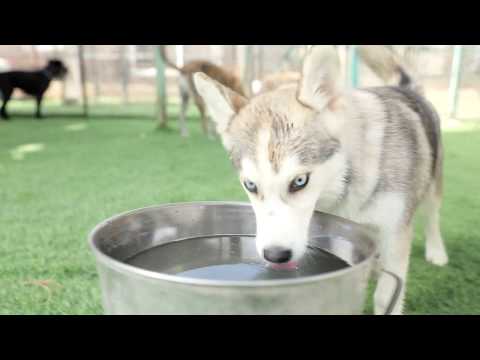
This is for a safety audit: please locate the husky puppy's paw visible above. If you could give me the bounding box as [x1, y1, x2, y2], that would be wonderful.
[426, 245, 449, 266]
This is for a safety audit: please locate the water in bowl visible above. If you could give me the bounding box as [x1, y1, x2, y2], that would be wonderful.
[125, 235, 350, 281]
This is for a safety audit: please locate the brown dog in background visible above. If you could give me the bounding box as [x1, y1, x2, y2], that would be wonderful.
[159, 46, 246, 138]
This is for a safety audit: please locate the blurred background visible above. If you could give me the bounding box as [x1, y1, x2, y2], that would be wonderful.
[1, 45, 479, 121]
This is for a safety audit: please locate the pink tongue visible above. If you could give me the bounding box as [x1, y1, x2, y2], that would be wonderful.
[269, 261, 298, 270]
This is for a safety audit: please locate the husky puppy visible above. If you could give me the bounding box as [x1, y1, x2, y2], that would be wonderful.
[193, 46, 448, 315]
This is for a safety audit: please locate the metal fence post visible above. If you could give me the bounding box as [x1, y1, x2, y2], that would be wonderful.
[78, 45, 89, 118]
[349, 45, 359, 88]
[155, 45, 168, 128]
[448, 45, 464, 120]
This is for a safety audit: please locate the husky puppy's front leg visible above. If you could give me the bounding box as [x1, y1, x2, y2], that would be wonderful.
[374, 223, 414, 315]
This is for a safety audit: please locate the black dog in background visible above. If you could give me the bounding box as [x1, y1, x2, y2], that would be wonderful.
[0, 59, 68, 120]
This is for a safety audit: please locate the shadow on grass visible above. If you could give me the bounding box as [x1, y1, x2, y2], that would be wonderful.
[1, 113, 202, 123]
[2, 112, 156, 121]
[3, 100, 200, 124]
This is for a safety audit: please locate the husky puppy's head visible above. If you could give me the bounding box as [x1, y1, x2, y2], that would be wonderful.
[194, 46, 349, 265]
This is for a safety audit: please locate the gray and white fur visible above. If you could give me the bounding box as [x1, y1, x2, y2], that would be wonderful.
[194, 45, 448, 315]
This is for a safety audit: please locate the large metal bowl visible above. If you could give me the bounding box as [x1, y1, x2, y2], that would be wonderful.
[88, 202, 400, 315]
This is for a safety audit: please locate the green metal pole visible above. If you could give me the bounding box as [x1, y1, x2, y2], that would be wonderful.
[78, 45, 89, 118]
[120, 45, 130, 105]
[349, 45, 359, 88]
[448, 45, 464, 119]
[155, 45, 167, 128]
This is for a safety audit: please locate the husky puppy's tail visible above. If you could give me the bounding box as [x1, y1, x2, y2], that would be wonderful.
[357, 45, 423, 94]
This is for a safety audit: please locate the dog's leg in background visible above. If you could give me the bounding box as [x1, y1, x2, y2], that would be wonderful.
[1, 87, 12, 120]
[374, 224, 414, 315]
[193, 95, 213, 140]
[35, 94, 44, 119]
[424, 180, 448, 266]
[178, 77, 190, 137]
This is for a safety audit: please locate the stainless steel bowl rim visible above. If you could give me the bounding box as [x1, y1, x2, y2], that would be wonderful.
[88, 201, 377, 288]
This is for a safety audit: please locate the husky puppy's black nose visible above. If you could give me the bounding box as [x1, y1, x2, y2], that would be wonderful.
[263, 247, 293, 263]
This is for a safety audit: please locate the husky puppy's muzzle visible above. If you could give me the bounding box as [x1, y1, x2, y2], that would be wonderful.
[253, 199, 314, 265]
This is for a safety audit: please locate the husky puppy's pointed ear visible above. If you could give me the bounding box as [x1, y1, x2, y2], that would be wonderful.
[194, 72, 248, 149]
[297, 45, 341, 111]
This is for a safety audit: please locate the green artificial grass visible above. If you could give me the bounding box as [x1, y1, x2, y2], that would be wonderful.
[1, 101, 479, 314]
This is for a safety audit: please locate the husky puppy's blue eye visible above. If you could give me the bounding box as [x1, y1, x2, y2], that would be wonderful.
[244, 180, 258, 194]
[289, 174, 309, 193]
